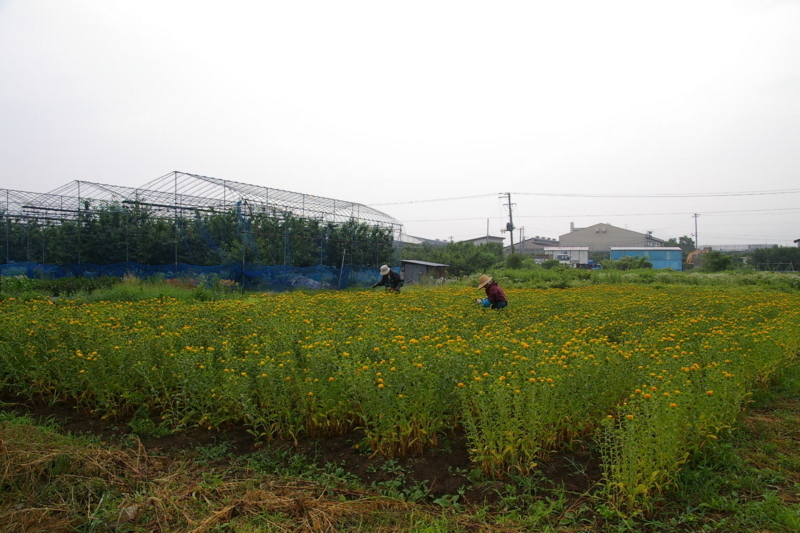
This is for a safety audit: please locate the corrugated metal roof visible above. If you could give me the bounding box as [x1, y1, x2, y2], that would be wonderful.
[610, 247, 682, 251]
[401, 260, 449, 267]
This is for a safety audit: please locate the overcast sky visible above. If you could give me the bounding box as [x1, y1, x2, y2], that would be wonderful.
[1, 0, 798, 246]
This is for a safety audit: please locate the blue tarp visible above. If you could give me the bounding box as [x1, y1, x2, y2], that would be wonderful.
[0, 261, 379, 290]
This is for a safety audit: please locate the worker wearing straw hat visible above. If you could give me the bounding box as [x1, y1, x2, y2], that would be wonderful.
[373, 265, 405, 292]
[476, 274, 508, 309]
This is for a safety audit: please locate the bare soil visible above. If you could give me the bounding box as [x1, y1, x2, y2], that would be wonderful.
[1, 393, 603, 506]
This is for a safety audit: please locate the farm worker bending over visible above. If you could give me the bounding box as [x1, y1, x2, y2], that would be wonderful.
[373, 264, 405, 292]
[476, 275, 508, 309]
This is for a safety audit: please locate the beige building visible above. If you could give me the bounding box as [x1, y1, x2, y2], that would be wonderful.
[459, 235, 505, 246]
[559, 223, 665, 252]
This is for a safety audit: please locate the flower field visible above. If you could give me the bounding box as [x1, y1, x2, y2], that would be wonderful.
[1, 285, 798, 509]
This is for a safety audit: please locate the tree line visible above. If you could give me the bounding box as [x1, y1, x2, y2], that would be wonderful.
[399, 241, 504, 277]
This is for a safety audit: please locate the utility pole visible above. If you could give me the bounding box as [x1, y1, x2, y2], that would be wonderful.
[693, 213, 700, 249]
[5, 189, 9, 265]
[500, 193, 515, 253]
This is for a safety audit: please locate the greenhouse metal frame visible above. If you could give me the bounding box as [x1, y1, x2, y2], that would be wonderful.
[4, 171, 401, 230]
[1, 171, 404, 274]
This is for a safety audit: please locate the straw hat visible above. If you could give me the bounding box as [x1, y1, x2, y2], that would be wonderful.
[380, 265, 390, 275]
[477, 274, 492, 289]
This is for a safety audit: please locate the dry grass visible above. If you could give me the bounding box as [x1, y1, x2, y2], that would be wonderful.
[0, 421, 421, 532]
[3, 385, 799, 532]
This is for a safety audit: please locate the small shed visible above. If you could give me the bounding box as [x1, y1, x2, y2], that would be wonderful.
[610, 247, 683, 270]
[400, 260, 449, 284]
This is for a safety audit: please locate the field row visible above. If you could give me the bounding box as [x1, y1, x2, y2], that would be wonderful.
[2, 285, 798, 508]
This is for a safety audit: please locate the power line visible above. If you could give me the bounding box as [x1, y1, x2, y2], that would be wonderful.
[521, 207, 800, 218]
[371, 188, 800, 206]
[401, 206, 800, 222]
[702, 231, 791, 239]
[702, 207, 800, 216]
[403, 216, 506, 222]
[370, 193, 496, 206]
[513, 189, 800, 198]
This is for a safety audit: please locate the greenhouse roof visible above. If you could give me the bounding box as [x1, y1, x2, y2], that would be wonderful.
[2, 171, 402, 230]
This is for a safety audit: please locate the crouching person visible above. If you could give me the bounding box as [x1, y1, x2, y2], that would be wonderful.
[476, 275, 507, 309]
[373, 264, 404, 292]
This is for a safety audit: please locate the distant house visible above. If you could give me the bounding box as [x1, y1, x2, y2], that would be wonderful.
[560, 222, 665, 252]
[610, 247, 683, 270]
[398, 235, 450, 246]
[504, 235, 559, 255]
[458, 235, 505, 246]
[795, 238, 800, 248]
[397, 235, 504, 247]
[542, 247, 590, 267]
[400, 260, 449, 283]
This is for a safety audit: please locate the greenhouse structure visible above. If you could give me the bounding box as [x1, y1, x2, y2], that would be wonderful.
[1, 171, 404, 289]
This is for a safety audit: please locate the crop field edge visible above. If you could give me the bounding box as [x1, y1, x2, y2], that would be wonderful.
[1, 361, 799, 533]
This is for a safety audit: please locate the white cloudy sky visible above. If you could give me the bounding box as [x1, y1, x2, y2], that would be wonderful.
[1, 0, 799, 246]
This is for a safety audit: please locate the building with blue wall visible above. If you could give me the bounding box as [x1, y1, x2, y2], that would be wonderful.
[610, 247, 683, 270]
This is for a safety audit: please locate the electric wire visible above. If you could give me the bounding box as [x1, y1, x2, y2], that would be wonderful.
[401, 206, 800, 223]
[370, 188, 800, 206]
[513, 189, 800, 198]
